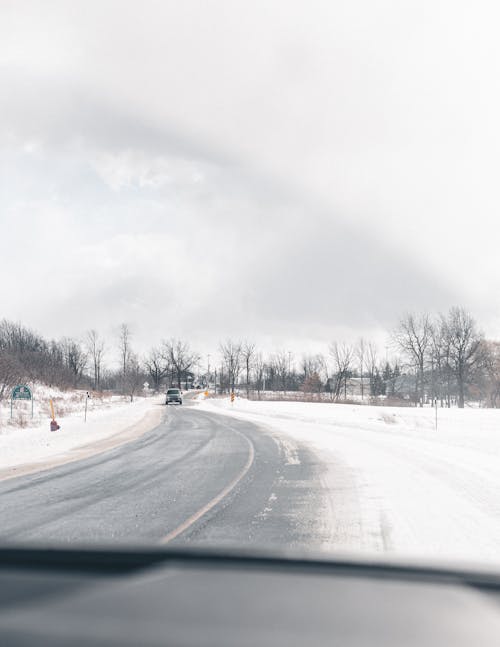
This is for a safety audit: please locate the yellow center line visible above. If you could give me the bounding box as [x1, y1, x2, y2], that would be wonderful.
[159, 429, 255, 544]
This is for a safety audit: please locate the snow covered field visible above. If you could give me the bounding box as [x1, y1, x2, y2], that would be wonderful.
[199, 396, 500, 564]
[0, 391, 163, 474]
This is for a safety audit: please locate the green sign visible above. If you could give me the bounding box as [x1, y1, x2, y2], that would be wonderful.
[11, 384, 32, 400]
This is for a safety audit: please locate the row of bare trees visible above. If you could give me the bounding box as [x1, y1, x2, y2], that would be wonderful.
[112, 327, 200, 400]
[0, 320, 91, 396]
[216, 341, 383, 401]
[211, 308, 499, 408]
[0, 319, 199, 402]
[144, 339, 199, 391]
[1, 306, 499, 408]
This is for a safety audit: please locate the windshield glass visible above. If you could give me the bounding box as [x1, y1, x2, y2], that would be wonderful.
[2, 1, 500, 571]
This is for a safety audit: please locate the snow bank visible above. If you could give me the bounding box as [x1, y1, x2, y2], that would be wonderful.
[199, 397, 500, 564]
[0, 384, 139, 430]
[0, 393, 163, 474]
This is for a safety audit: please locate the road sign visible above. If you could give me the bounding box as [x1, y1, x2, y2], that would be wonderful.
[12, 385, 32, 400]
[230, 392, 235, 403]
[11, 384, 33, 419]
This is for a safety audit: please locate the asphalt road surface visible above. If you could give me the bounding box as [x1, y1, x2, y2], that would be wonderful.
[0, 399, 334, 548]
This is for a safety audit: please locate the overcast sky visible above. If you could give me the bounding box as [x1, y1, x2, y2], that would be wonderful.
[1, 1, 500, 364]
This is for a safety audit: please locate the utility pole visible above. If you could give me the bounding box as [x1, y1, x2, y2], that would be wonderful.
[207, 353, 211, 390]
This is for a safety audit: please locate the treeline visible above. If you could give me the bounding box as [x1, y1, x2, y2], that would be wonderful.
[213, 307, 500, 409]
[0, 320, 88, 399]
[0, 320, 199, 401]
[1, 306, 499, 408]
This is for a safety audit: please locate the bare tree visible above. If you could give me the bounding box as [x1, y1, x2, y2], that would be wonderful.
[118, 323, 132, 378]
[329, 342, 354, 401]
[0, 350, 25, 400]
[366, 342, 378, 381]
[271, 351, 289, 393]
[355, 338, 366, 400]
[300, 354, 324, 379]
[429, 319, 454, 406]
[60, 338, 87, 387]
[242, 341, 256, 398]
[219, 339, 242, 393]
[86, 330, 106, 390]
[144, 346, 170, 392]
[43, 340, 66, 387]
[253, 352, 265, 399]
[123, 354, 144, 402]
[0, 320, 42, 355]
[441, 307, 484, 408]
[164, 339, 198, 388]
[393, 313, 432, 406]
[483, 341, 500, 408]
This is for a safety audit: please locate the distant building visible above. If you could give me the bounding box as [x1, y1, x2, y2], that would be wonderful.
[326, 376, 369, 398]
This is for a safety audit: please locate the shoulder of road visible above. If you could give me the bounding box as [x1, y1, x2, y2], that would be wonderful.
[0, 401, 165, 483]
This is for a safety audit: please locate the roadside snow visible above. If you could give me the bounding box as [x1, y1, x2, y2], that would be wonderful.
[0, 394, 163, 473]
[199, 397, 500, 564]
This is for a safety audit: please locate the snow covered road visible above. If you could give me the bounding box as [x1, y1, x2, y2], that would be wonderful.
[199, 397, 500, 564]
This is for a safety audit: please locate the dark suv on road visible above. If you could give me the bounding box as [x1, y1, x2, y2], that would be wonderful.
[165, 388, 182, 405]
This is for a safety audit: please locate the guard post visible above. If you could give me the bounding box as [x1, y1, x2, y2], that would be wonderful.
[84, 391, 90, 422]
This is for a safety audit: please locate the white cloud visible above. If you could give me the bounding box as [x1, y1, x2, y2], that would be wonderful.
[91, 151, 208, 192]
[1, 0, 498, 354]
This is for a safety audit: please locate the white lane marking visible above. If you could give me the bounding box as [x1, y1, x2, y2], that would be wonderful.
[159, 429, 255, 544]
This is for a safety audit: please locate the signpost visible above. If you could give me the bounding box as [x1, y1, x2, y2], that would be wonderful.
[84, 391, 90, 422]
[11, 384, 33, 419]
